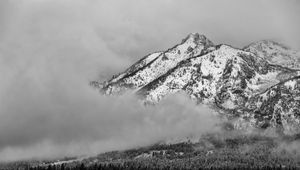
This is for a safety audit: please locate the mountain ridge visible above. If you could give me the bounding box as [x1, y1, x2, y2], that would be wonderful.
[93, 33, 300, 134]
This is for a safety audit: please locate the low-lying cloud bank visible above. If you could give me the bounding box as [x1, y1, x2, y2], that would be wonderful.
[0, 90, 221, 161]
[0, 1, 220, 161]
[1, 0, 300, 162]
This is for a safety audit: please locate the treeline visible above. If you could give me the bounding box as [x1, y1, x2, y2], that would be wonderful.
[29, 163, 299, 170]
[4, 134, 300, 170]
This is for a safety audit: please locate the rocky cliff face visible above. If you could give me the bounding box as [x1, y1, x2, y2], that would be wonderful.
[92, 33, 300, 134]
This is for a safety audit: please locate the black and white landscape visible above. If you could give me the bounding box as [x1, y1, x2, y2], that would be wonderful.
[0, 0, 300, 169]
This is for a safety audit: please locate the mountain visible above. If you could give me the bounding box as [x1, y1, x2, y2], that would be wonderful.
[244, 40, 300, 69]
[92, 33, 300, 134]
[91, 33, 215, 95]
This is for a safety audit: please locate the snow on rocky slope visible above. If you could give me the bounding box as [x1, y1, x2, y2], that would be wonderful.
[244, 40, 300, 69]
[138, 45, 296, 105]
[240, 76, 300, 134]
[93, 33, 215, 95]
[93, 33, 300, 133]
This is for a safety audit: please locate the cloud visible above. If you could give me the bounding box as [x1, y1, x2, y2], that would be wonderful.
[0, 90, 221, 161]
[0, 0, 299, 162]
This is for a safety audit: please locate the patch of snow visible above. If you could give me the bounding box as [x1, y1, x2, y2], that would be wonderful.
[284, 80, 297, 90]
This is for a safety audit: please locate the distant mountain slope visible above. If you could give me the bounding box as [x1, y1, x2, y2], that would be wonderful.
[244, 40, 300, 69]
[242, 76, 300, 134]
[93, 33, 300, 133]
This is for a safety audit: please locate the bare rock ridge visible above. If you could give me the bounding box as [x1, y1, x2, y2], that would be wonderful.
[91, 33, 215, 94]
[92, 33, 300, 134]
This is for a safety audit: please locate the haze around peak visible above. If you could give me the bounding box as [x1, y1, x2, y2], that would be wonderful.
[0, 0, 300, 162]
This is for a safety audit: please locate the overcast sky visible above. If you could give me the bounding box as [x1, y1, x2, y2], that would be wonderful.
[0, 0, 300, 162]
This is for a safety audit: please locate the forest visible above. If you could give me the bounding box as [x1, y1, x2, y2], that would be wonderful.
[1, 132, 299, 170]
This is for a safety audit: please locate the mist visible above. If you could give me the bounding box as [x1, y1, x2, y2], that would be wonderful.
[0, 0, 300, 162]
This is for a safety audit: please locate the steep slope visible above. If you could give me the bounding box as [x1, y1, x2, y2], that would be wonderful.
[238, 76, 300, 134]
[90, 51, 162, 89]
[106, 52, 162, 84]
[138, 45, 297, 106]
[90, 52, 162, 89]
[93, 33, 300, 133]
[96, 33, 215, 95]
[244, 40, 300, 69]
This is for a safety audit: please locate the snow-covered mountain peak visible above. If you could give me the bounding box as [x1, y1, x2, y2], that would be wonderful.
[97, 33, 215, 95]
[181, 33, 214, 48]
[93, 34, 300, 133]
[182, 33, 202, 42]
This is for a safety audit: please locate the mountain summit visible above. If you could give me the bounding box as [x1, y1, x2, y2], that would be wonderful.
[92, 33, 300, 134]
[92, 33, 215, 95]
